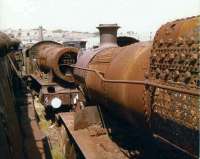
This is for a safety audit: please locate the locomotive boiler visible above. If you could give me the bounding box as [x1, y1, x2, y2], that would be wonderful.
[26, 41, 78, 82]
[70, 16, 199, 158]
[74, 24, 151, 126]
[0, 32, 21, 56]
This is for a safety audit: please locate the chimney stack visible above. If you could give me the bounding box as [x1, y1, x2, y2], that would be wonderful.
[97, 24, 120, 47]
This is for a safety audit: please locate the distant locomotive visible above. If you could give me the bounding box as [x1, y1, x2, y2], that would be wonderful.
[25, 41, 81, 109]
[0, 32, 21, 56]
[65, 16, 199, 158]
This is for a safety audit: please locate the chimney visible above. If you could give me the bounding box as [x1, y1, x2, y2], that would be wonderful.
[97, 24, 120, 47]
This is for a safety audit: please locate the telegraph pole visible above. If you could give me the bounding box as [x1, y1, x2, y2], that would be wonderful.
[39, 26, 44, 41]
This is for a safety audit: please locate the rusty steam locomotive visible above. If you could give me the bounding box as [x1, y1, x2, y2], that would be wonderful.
[20, 15, 199, 159]
[24, 41, 83, 109]
[68, 16, 199, 158]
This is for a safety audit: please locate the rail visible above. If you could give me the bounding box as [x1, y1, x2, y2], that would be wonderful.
[70, 65, 200, 96]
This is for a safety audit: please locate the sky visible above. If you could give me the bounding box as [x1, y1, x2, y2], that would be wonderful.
[0, 0, 199, 34]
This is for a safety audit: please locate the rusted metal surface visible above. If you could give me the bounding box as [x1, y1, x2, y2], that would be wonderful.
[15, 79, 53, 159]
[74, 24, 150, 121]
[74, 47, 105, 80]
[9, 38, 21, 51]
[27, 41, 78, 82]
[0, 32, 11, 56]
[29, 74, 81, 108]
[148, 15, 200, 157]
[150, 15, 199, 88]
[75, 24, 120, 80]
[72, 65, 200, 96]
[26, 41, 80, 109]
[0, 32, 51, 159]
[74, 24, 121, 96]
[0, 58, 23, 159]
[59, 112, 129, 159]
[97, 24, 120, 48]
[74, 41, 152, 125]
[104, 42, 151, 116]
[63, 40, 87, 49]
[74, 106, 102, 130]
[0, 32, 24, 159]
[74, 17, 199, 158]
[18, 93, 46, 159]
[40, 85, 80, 107]
[0, 32, 21, 56]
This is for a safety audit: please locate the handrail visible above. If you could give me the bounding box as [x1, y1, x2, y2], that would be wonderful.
[71, 65, 200, 96]
[7, 55, 21, 78]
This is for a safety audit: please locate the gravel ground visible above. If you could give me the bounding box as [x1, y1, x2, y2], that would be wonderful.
[34, 97, 65, 159]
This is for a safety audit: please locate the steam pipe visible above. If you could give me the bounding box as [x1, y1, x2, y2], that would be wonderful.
[71, 65, 200, 96]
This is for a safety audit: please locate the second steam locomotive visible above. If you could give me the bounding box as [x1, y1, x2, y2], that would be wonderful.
[72, 15, 199, 158]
